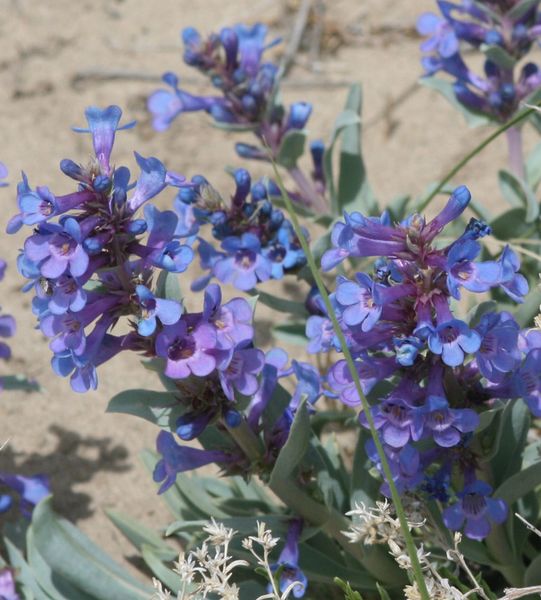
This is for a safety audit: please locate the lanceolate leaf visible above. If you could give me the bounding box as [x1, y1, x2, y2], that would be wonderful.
[323, 109, 360, 208]
[30, 498, 152, 600]
[106, 389, 184, 432]
[276, 130, 308, 168]
[270, 399, 311, 484]
[105, 509, 178, 558]
[335, 83, 378, 216]
[494, 461, 541, 507]
[498, 169, 539, 222]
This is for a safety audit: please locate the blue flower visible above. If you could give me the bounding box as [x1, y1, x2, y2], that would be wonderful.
[153, 431, 233, 493]
[0, 473, 50, 518]
[497, 245, 529, 303]
[416, 395, 479, 447]
[0, 162, 7, 188]
[335, 273, 382, 331]
[475, 312, 520, 382]
[269, 518, 307, 598]
[127, 153, 167, 211]
[511, 349, 541, 416]
[306, 315, 334, 354]
[446, 239, 500, 299]
[328, 356, 398, 406]
[147, 73, 223, 132]
[73, 105, 135, 174]
[213, 233, 272, 291]
[0, 568, 19, 600]
[135, 285, 182, 336]
[417, 12, 459, 57]
[363, 397, 419, 448]
[427, 319, 481, 367]
[443, 480, 507, 541]
[218, 346, 265, 401]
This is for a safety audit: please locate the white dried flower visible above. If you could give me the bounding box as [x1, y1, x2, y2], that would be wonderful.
[404, 576, 463, 600]
[151, 578, 172, 600]
[150, 519, 302, 600]
[203, 518, 235, 546]
[344, 500, 402, 545]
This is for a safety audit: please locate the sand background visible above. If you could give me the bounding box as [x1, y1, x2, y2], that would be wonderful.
[0, 0, 536, 582]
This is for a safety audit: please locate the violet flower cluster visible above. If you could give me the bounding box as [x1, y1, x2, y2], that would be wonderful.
[309, 186, 535, 540]
[175, 169, 307, 291]
[148, 23, 327, 212]
[7, 107, 269, 440]
[417, 0, 541, 121]
[7, 108, 321, 533]
[8, 105, 197, 393]
[148, 24, 311, 153]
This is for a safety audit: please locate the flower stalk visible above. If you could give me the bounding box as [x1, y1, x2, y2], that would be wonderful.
[269, 158, 432, 600]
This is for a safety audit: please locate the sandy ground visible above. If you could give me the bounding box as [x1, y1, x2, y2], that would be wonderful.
[0, 0, 537, 582]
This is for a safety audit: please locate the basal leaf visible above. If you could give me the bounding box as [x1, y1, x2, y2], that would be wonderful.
[30, 498, 152, 600]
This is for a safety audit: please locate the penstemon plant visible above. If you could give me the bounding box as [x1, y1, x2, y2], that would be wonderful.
[0, 6, 541, 600]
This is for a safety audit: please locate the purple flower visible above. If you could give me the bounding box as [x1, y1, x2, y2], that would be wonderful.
[156, 320, 218, 379]
[269, 518, 307, 598]
[0, 314, 15, 360]
[335, 273, 382, 331]
[153, 431, 233, 493]
[416, 395, 479, 447]
[417, 12, 459, 57]
[41, 311, 87, 355]
[214, 233, 272, 291]
[127, 153, 167, 211]
[443, 480, 507, 540]
[306, 315, 334, 354]
[427, 319, 481, 367]
[327, 356, 398, 406]
[135, 285, 182, 336]
[48, 275, 87, 315]
[289, 360, 322, 410]
[143, 204, 194, 273]
[366, 441, 423, 496]
[219, 346, 265, 400]
[511, 348, 541, 416]
[176, 410, 215, 440]
[7, 173, 95, 235]
[51, 324, 123, 392]
[496, 246, 529, 303]
[322, 211, 406, 271]
[147, 72, 223, 132]
[24, 219, 89, 279]
[73, 105, 135, 174]
[475, 312, 520, 382]
[446, 239, 501, 299]
[394, 336, 424, 366]
[263, 222, 306, 280]
[247, 348, 288, 429]
[362, 397, 419, 448]
[0, 162, 7, 188]
[0, 569, 19, 600]
[202, 284, 254, 348]
[0, 473, 50, 519]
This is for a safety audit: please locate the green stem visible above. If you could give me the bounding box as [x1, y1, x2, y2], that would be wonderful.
[269, 162, 431, 600]
[417, 104, 540, 214]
